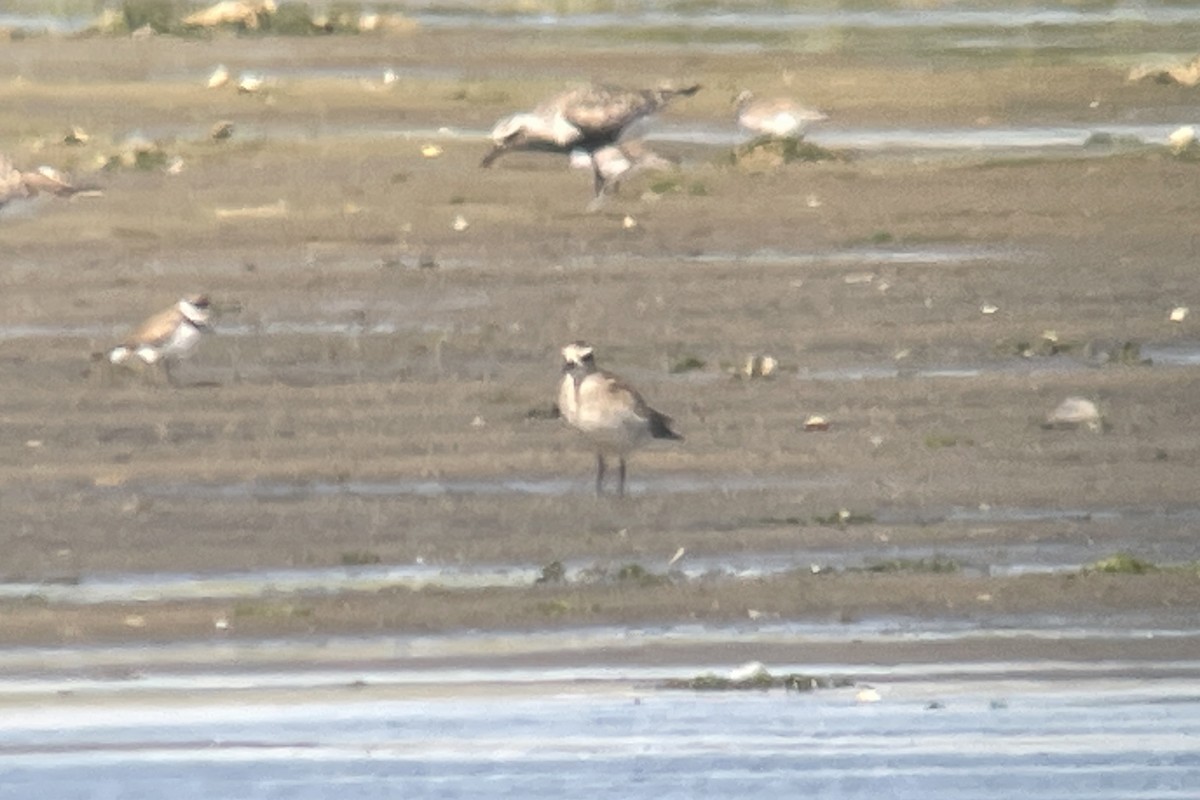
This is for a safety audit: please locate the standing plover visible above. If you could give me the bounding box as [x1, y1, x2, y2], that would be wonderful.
[482, 83, 700, 206]
[108, 295, 212, 384]
[558, 341, 683, 496]
[734, 90, 828, 140]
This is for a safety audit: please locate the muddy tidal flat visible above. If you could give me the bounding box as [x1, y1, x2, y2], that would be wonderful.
[2, 3, 1200, 795]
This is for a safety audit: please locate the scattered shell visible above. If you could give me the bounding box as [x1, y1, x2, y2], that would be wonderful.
[980, 302, 999, 315]
[470, 415, 486, 427]
[123, 615, 146, 628]
[25, 439, 42, 448]
[210, 120, 235, 140]
[804, 414, 830, 432]
[63, 126, 89, 146]
[843, 272, 874, 285]
[358, 11, 381, 32]
[452, 214, 469, 232]
[856, 686, 882, 703]
[1169, 125, 1196, 154]
[805, 193, 822, 208]
[214, 199, 289, 220]
[728, 661, 770, 682]
[743, 354, 777, 378]
[207, 64, 230, 89]
[214, 617, 230, 630]
[1170, 306, 1189, 323]
[1044, 396, 1102, 431]
[667, 547, 686, 567]
[622, 215, 638, 229]
[93, 473, 126, 487]
[420, 144, 443, 158]
[237, 73, 265, 94]
[382, 68, 398, 85]
[165, 156, 185, 175]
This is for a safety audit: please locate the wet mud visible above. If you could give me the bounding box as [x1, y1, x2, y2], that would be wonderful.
[1, 25, 1199, 657]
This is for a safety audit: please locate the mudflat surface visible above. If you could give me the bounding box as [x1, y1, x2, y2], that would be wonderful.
[1, 24, 1199, 654]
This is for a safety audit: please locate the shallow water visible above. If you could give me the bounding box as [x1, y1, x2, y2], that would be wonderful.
[14, 2, 1200, 36]
[3, 503, 1196, 605]
[111, 119, 1185, 157]
[0, 653, 1196, 799]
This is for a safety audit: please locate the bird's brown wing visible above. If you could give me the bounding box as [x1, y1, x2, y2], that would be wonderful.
[125, 307, 183, 348]
[557, 86, 659, 137]
[602, 372, 683, 440]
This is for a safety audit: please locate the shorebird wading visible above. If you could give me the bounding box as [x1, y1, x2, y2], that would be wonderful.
[482, 83, 700, 206]
[558, 341, 683, 496]
[108, 295, 212, 384]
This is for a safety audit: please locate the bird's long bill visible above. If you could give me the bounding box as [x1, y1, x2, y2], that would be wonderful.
[480, 144, 506, 168]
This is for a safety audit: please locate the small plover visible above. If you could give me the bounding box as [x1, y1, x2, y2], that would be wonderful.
[558, 341, 683, 496]
[108, 295, 212, 384]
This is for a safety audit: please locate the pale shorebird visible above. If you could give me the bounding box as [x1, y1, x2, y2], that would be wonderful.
[0, 154, 83, 208]
[108, 295, 213, 385]
[734, 90, 828, 140]
[183, 0, 276, 29]
[482, 83, 700, 206]
[558, 342, 683, 497]
[569, 141, 676, 198]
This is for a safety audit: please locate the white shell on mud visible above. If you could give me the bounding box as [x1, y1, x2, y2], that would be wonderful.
[743, 354, 777, 378]
[1170, 306, 1189, 323]
[237, 73, 265, 94]
[728, 661, 770, 682]
[452, 214, 469, 232]
[63, 126, 90, 145]
[1045, 396, 1101, 430]
[207, 65, 230, 89]
[1169, 125, 1196, 153]
[856, 686, 882, 703]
